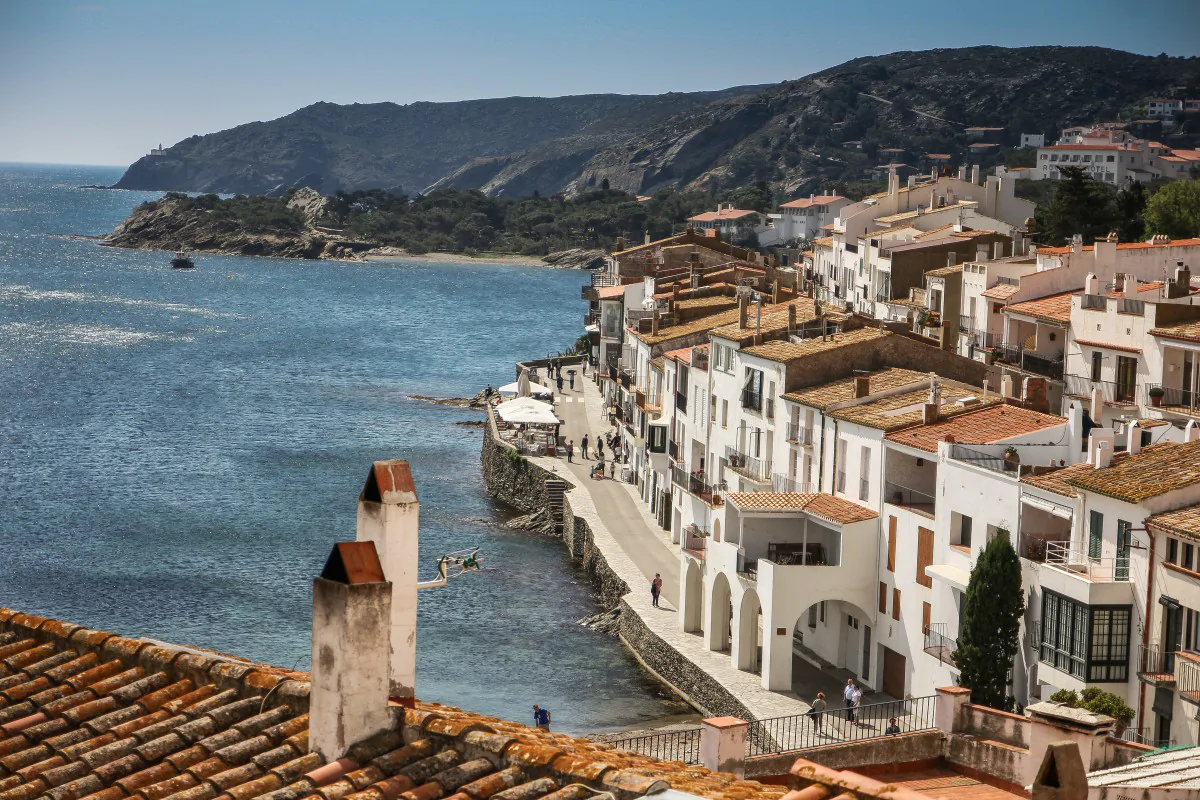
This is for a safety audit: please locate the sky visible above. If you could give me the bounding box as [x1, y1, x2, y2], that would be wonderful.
[1, 0, 1198, 167]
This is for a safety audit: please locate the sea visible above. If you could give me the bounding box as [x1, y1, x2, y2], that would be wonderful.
[0, 163, 686, 734]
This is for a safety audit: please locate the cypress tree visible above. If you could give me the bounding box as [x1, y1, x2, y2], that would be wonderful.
[954, 530, 1025, 710]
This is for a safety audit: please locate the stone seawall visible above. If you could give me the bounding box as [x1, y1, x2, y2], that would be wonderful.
[481, 415, 754, 719]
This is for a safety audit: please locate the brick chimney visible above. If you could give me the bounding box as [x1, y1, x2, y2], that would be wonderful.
[1168, 261, 1192, 299]
[787, 304, 796, 333]
[355, 460, 420, 703]
[854, 375, 870, 399]
[651, 310, 660, 336]
[738, 296, 749, 328]
[310, 541, 395, 763]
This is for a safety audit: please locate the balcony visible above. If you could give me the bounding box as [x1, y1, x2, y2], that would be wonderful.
[636, 390, 661, 413]
[1018, 531, 1069, 563]
[671, 464, 689, 490]
[619, 369, 633, 391]
[1148, 383, 1200, 416]
[683, 525, 707, 556]
[692, 350, 709, 371]
[741, 389, 763, 413]
[959, 314, 974, 332]
[923, 623, 957, 667]
[884, 481, 935, 517]
[725, 446, 771, 482]
[971, 330, 999, 350]
[786, 422, 812, 445]
[677, 468, 723, 506]
[994, 345, 1065, 380]
[738, 560, 758, 582]
[1044, 542, 1130, 582]
[772, 474, 814, 494]
[1065, 375, 1138, 407]
[675, 391, 687, 413]
[1138, 643, 1178, 685]
[584, 309, 601, 327]
[767, 540, 837, 567]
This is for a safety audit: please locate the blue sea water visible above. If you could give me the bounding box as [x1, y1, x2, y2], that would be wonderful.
[0, 163, 684, 733]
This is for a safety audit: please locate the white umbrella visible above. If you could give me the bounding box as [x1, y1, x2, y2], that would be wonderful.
[498, 380, 553, 398]
[516, 369, 531, 398]
[496, 396, 554, 412]
[496, 404, 561, 425]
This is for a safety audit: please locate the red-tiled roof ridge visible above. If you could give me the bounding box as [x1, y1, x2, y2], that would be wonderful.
[885, 403, 1066, 453]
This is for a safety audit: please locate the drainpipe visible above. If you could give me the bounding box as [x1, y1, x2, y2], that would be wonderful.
[1137, 528, 1157, 735]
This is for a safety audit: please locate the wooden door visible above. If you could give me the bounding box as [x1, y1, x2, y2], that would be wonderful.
[882, 647, 906, 699]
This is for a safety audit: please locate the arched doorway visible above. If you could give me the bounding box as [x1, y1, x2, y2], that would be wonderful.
[682, 559, 704, 633]
[734, 587, 762, 673]
[706, 572, 732, 652]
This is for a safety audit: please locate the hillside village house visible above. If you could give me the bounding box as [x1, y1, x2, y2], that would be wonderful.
[1033, 124, 1200, 183]
[688, 205, 769, 243]
[775, 195, 851, 243]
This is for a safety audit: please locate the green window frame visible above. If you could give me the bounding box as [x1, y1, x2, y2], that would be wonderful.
[1088, 510, 1104, 560]
[1039, 590, 1130, 682]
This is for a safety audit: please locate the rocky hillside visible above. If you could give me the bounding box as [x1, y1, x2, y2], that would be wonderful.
[114, 46, 1198, 199]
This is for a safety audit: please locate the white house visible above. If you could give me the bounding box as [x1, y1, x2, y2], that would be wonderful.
[776, 195, 851, 242]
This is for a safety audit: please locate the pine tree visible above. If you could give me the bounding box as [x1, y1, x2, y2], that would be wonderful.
[954, 530, 1025, 710]
[1037, 167, 1118, 246]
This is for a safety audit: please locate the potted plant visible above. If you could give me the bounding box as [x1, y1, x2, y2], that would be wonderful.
[1149, 386, 1165, 407]
[1003, 446, 1020, 471]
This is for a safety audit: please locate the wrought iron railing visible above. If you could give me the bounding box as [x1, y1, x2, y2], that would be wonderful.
[744, 695, 937, 756]
[671, 464, 689, 490]
[972, 330, 999, 350]
[994, 345, 1064, 380]
[1120, 727, 1172, 749]
[668, 440, 680, 460]
[726, 446, 771, 482]
[1065, 375, 1137, 406]
[685, 473, 723, 506]
[923, 623, 957, 667]
[885, 481, 936, 512]
[772, 474, 814, 494]
[959, 314, 974, 332]
[1139, 643, 1177, 677]
[606, 727, 702, 764]
[1178, 658, 1200, 698]
[584, 309, 601, 327]
[786, 423, 812, 445]
[1147, 383, 1200, 411]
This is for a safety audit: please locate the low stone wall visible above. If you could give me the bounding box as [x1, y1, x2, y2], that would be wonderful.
[960, 703, 1030, 749]
[561, 495, 631, 608]
[945, 735, 1028, 791]
[746, 731, 945, 778]
[481, 409, 552, 514]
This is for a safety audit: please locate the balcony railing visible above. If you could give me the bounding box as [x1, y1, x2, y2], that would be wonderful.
[671, 464, 689, 490]
[923, 623, 957, 667]
[994, 345, 1065, 380]
[745, 695, 937, 756]
[959, 314, 974, 332]
[1018, 532, 1069, 563]
[738, 559, 758, 581]
[885, 481, 936, 515]
[680, 471, 723, 506]
[1120, 728, 1173, 750]
[1138, 643, 1178, 679]
[1065, 375, 1138, 406]
[772, 474, 814, 494]
[741, 389, 763, 412]
[1148, 383, 1200, 413]
[786, 422, 812, 445]
[1044, 542, 1130, 582]
[725, 446, 771, 482]
[619, 369, 633, 391]
[584, 309, 600, 327]
[605, 728, 701, 765]
[971, 330, 999, 350]
[675, 391, 687, 413]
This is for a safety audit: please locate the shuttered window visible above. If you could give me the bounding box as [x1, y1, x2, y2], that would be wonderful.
[922, 602, 932, 633]
[887, 517, 897, 572]
[917, 527, 934, 588]
[879, 582, 888, 613]
[893, 589, 901, 621]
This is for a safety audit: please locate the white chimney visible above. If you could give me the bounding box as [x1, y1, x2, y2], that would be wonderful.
[1127, 421, 1143, 455]
[981, 379, 990, 403]
[1067, 402, 1084, 462]
[1088, 429, 1115, 468]
[1085, 272, 1099, 295]
[1001, 374, 1014, 399]
[1094, 440, 1113, 470]
[310, 541, 395, 763]
[1071, 234, 1083, 254]
[1185, 420, 1199, 443]
[970, 164, 980, 185]
[356, 460, 420, 703]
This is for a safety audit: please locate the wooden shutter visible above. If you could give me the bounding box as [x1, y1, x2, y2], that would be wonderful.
[893, 589, 901, 621]
[879, 582, 888, 613]
[887, 516, 897, 572]
[922, 602, 932, 633]
[917, 527, 934, 588]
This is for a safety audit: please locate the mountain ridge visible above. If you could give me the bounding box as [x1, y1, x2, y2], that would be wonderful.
[113, 46, 1199, 198]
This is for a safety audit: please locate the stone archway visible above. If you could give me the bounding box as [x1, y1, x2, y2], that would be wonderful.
[706, 572, 732, 652]
[734, 587, 762, 673]
[682, 558, 704, 634]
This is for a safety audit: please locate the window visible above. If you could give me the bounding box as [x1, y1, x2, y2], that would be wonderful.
[879, 582, 888, 613]
[1168, 537, 1179, 565]
[887, 516, 897, 572]
[922, 602, 932, 633]
[1050, 154, 1059, 162]
[742, 368, 764, 412]
[952, 513, 973, 548]
[721, 399, 728, 428]
[1107, 155, 1115, 162]
[892, 589, 901, 621]
[647, 424, 667, 454]
[1091, 351, 1103, 382]
[1116, 520, 1131, 580]
[1186, 543, 1195, 572]
[835, 438, 847, 493]
[917, 527, 934, 588]
[859, 446, 871, 501]
[1089, 510, 1103, 559]
[1039, 591, 1131, 682]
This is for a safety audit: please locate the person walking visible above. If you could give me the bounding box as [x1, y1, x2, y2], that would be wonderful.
[533, 705, 551, 730]
[843, 679, 858, 724]
[608, 459, 616, 479]
[556, 373, 564, 393]
[568, 371, 575, 391]
[651, 574, 663, 607]
[808, 692, 827, 734]
[596, 438, 604, 459]
[581, 434, 589, 459]
[566, 440, 574, 463]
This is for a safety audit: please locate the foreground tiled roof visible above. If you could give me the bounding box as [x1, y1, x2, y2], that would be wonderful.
[1151, 319, 1200, 344]
[924, 264, 963, 278]
[1035, 238, 1200, 255]
[779, 196, 844, 209]
[980, 284, 1020, 301]
[1020, 462, 1096, 498]
[1003, 291, 1076, 325]
[1065, 441, 1200, 502]
[688, 209, 759, 223]
[831, 386, 995, 432]
[725, 493, 877, 524]
[885, 404, 1066, 453]
[1148, 503, 1200, 542]
[781, 368, 927, 410]
[0, 611, 783, 800]
[708, 299, 818, 343]
[597, 285, 626, 300]
[741, 327, 888, 364]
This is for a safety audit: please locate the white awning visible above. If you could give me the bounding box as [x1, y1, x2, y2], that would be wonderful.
[584, 324, 599, 333]
[498, 380, 553, 398]
[926, 564, 971, 591]
[1021, 494, 1074, 520]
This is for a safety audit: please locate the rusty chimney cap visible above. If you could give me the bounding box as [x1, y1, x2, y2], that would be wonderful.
[360, 460, 418, 506]
[321, 541, 386, 585]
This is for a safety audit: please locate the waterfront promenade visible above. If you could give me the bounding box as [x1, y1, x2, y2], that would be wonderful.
[520, 371, 826, 723]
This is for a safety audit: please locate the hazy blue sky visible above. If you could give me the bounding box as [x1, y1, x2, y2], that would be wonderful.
[2, 0, 1198, 166]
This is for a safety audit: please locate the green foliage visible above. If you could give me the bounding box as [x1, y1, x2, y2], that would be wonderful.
[1144, 179, 1200, 240]
[1036, 167, 1120, 246]
[955, 530, 1024, 710]
[1048, 688, 1134, 723]
[157, 193, 305, 234]
[1114, 182, 1148, 243]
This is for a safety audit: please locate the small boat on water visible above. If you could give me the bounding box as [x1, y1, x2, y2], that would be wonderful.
[171, 249, 195, 269]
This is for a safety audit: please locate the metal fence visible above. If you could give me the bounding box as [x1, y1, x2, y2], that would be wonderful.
[745, 694, 938, 756]
[607, 728, 703, 764]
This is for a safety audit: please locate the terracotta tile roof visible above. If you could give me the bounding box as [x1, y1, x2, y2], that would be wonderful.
[1041, 144, 1131, 151]
[0, 611, 784, 800]
[981, 284, 1021, 301]
[725, 492, 877, 524]
[831, 386, 995, 432]
[708, 298, 818, 343]
[782, 368, 927, 410]
[649, 356, 665, 371]
[1003, 291, 1077, 325]
[885, 404, 1066, 453]
[780, 196, 845, 209]
[1073, 339, 1142, 354]
[913, 224, 955, 239]
[1035, 238, 1200, 255]
[741, 327, 889, 364]
[597, 285, 626, 300]
[688, 209, 759, 222]
[1151, 319, 1200, 344]
[1020, 462, 1093, 498]
[925, 264, 964, 278]
[812, 237, 833, 249]
[873, 202, 976, 226]
[1148, 503, 1200, 542]
[1065, 441, 1200, 503]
